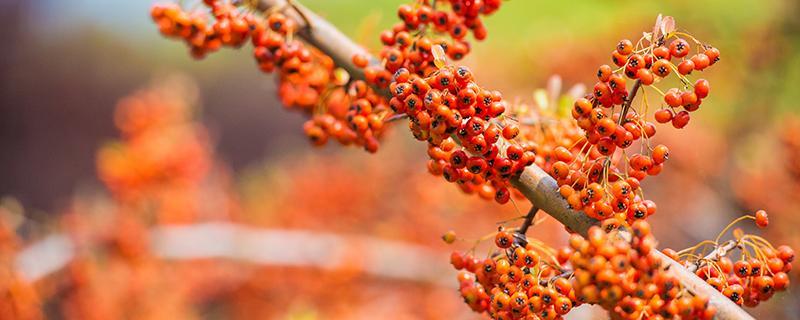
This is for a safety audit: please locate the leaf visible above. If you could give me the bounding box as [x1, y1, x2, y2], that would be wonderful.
[432, 44, 447, 69]
[661, 16, 676, 36]
[653, 14, 663, 40]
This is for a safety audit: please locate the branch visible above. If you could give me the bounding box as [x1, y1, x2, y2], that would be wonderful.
[255, 0, 386, 95]
[253, 1, 754, 319]
[516, 206, 538, 236]
[618, 79, 641, 126]
[686, 239, 739, 273]
[17, 223, 452, 286]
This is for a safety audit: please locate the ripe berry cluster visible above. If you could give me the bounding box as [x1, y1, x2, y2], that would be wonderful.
[97, 80, 211, 201]
[451, 228, 578, 319]
[151, 1, 255, 59]
[568, 221, 716, 319]
[663, 211, 794, 308]
[554, 21, 720, 225]
[152, 1, 391, 152]
[357, 0, 541, 203]
[356, 0, 503, 87]
[391, 64, 533, 203]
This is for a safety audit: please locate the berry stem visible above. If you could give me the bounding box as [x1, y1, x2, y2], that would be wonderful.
[516, 205, 539, 236]
[687, 239, 738, 273]
[619, 79, 642, 126]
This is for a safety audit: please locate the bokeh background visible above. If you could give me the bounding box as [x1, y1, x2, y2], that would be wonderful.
[0, 0, 799, 319]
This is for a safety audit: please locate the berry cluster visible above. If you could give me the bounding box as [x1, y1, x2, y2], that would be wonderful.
[353, 0, 527, 202]
[151, 1, 255, 59]
[663, 211, 794, 308]
[568, 221, 715, 319]
[451, 228, 578, 319]
[391, 64, 533, 203]
[97, 78, 211, 202]
[255, 12, 391, 152]
[357, 0, 503, 85]
[152, 1, 391, 152]
[554, 19, 720, 224]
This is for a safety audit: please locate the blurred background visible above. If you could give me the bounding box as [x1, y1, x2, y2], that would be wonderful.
[0, 0, 798, 319]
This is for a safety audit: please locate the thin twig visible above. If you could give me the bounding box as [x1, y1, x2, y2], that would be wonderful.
[687, 239, 739, 273]
[517, 206, 539, 236]
[618, 79, 642, 126]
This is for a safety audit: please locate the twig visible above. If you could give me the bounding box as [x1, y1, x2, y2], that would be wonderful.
[618, 79, 641, 126]
[686, 239, 739, 273]
[516, 206, 539, 236]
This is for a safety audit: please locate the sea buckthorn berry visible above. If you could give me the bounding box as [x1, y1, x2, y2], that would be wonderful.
[626, 54, 645, 71]
[691, 53, 710, 70]
[652, 145, 669, 164]
[651, 59, 671, 77]
[636, 69, 654, 85]
[664, 89, 683, 108]
[443, 230, 457, 244]
[596, 118, 616, 136]
[755, 210, 769, 228]
[694, 79, 710, 98]
[778, 245, 795, 263]
[654, 109, 674, 123]
[597, 64, 613, 82]
[495, 230, 514, 248]
[672, 110, 691, 129]
[705, 47, 721, 65]
[617, 39, 633, 55]
[611, 50, 627, 67]
[774, 272, 790, 291]
[669, 38, 690, 58]
[677, 60, 695, 75]
[680, 91, 698, 109]
[352, 53, 369, 68]
[502, 124, 520, 140]
[653, 46, 671, 60]
[734, 260, 752, 277]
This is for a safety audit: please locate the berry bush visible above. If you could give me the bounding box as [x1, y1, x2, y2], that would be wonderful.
[1, 1, 795, 319]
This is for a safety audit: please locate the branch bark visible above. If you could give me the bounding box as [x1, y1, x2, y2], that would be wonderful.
[255, 1, 755, 319]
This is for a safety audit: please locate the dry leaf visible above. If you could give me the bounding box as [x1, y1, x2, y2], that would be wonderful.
[432, 44, 447, 69]
[661, 16, 676, 36]
[653, 14, 663, 40]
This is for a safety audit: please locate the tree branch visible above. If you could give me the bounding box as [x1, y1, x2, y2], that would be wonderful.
[686, 239, 739, 273]
[254, 1, 754, 319]
[516, 206, 538, 236]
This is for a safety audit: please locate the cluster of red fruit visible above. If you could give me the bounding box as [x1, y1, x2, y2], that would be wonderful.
[150, 1, 256, 58]
[449, 220, 724, 319]
[357, 0, 543, 203]
[663, 211, 794, 308]
[96, 79, 211, 202]
[152, 1, 391, 152]
[451, 228, 577, 319]
[392, 64, 532, 203]
[552, 23, 720, 225]
[569, 222, 716, 319]
[358, 0, 502, 80]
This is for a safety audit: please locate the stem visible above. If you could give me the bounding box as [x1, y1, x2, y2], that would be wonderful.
[687, 239, 738, 273]
[252, 2, 754, 319]
[619, 79, 642, 126]
[517, 206, 539, 236]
